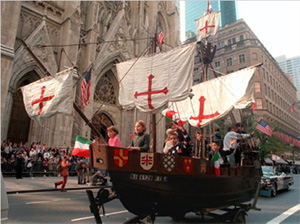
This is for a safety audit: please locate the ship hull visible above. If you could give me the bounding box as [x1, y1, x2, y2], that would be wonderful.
[110, 170, 259, 217]
[91, 142, 261, 217]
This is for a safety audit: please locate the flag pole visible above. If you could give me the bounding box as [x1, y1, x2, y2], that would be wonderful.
[151, 25, 158, 153]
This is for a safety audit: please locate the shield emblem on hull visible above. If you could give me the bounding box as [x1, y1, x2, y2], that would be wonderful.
[113, 149, 128, 167]
[182, 158, 193, 174]
[140, 153, 154, 170]
[163, 155, 175, 172]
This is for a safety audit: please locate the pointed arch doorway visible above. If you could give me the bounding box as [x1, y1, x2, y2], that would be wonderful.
[91, 112, 114, 141]
[7, 71, 40, 143]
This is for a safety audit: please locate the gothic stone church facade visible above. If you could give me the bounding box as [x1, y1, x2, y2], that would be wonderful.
[1, 1, 181, 150]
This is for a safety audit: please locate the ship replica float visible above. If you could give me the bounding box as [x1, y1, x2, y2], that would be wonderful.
[19, 4, 263, 223]
[87, 9, 262, 224]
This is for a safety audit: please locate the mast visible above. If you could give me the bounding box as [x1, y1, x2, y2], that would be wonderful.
[198, 41, 216, 158]
[151, 25, 158, 153]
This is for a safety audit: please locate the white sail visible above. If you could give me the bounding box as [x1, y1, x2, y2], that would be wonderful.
[21, 68, 75, 122]
[170, 67, 256, 127]
[196, 11, 220, 41]
[116, 43, 196, 112]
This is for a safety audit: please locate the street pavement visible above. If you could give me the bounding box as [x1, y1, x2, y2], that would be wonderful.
[3, 176, 102, 194]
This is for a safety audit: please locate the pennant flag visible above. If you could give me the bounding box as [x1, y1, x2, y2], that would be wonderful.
[117, 43, 196, 112]
[157, 25, 165, 45]
[255, 119, 272, 137]
[81, 68, 92, 110]
[21, 68, 74, 122]
[207, 0, 212, 14]
[196, 11, 220, 41]
[211, 152, 222, 176]
[72, 135, 92, 157]
[289, 102, 295, 114]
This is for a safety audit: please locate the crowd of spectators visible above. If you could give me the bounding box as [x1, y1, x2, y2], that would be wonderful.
[1, 140, 82, 176]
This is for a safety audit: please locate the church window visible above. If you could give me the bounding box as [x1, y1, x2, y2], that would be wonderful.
[94, 71, 117, 105]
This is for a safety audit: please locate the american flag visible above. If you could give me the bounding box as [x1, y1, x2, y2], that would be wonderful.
[81, 68, 92, 110]
[157, 25, 165, 45]
[255, 119, 272, 137]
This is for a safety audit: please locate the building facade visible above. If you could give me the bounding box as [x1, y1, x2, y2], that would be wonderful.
[1, 1, 181, 150]
[276, 55, 300, 100]
[210, 19, 300, 138]
[184, 1, 237, 40]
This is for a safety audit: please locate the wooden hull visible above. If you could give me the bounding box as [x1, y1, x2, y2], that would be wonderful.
[110, 170, 259, 217]
[91, 140, 261, 217]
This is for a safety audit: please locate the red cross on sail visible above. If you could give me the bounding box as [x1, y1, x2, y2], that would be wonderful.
[200, 21, 215, 34]
[31, 86, 55, 115]
[170, 67, 257, 128]
[134, 74, 168, 110]
[116, 43, 196, 112]
[21, 68, 74, 121]
[190, 96, 220, 127]
[196, 11, 220, 41]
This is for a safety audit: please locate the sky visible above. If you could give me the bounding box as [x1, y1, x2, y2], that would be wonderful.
[237, 1, 300, 59]
[180, 1, 300, 59]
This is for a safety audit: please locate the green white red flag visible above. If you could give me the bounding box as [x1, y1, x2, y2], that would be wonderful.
[161, 109, 186, 126]
[211, 152, 223, 176]
[72, 135, 92, 158]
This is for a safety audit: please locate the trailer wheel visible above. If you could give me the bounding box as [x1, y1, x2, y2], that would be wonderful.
[233, 209, 246, 224]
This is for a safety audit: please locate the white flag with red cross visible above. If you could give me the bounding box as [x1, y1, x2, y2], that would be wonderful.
[21, 68, 75, 122]
[170, 67, 256, 128]
[196, 11, 220, 41]
[116, 43, 196, 112]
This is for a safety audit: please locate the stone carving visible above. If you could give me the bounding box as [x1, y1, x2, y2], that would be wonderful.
[94, 72, 117, 105]
[24, 1, 63, 20]
[18, 12, 42, 42]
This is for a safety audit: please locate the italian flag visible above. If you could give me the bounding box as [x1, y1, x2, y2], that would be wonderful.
[161, 109, 186, 125]
[211, 152, 222, 176]
[72, 135, 92, 158]
[161, 109, 177, 121]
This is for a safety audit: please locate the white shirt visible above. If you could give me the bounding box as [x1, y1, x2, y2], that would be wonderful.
[223, 131, 251, 151]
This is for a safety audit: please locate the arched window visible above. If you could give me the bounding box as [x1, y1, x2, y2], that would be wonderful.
[94, 70, 117, 105]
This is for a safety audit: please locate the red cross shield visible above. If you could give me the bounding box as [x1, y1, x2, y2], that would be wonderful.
[182, 158, 193, 174]
[113, 149, 128, 167]
[140, 152, 154, 170]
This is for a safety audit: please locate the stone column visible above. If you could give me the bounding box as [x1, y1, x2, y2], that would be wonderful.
[1, 2, 22, 141]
